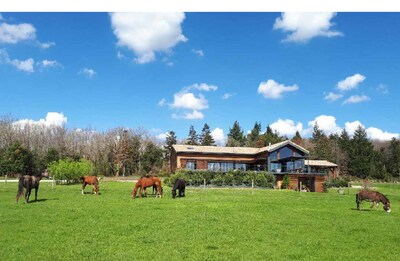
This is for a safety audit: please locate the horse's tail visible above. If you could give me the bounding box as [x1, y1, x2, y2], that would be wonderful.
[16, 177, 24, 203]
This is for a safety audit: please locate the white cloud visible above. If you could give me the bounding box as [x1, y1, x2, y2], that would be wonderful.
[270, 119, 303, 137]
[366, 127, 399, 141]
[79, 68, 96, 79]
[156, 132, 168, 141]
[184, 83, 218, 92]
[0, 49, 34, 72]
[258, 79, 298, 99]
[110, 12, 187, 64]
[172, 92, 208, 110]
[343, 94, 370, 105]
[222, 93, 235, 100]
[167, 83, 217, 120]
[273, 12, 343, 43]
[344, 120, 399, 141]
[0, 22, 36, 44]
[377, 84, 388, 94]
[307, 115, 342, 136]
[37, 59, 61, 69]
[39, 41, 55, 49]
[337, 73, 366, 91]
[192, 49, 204, 57]
[211, 127, 226, 146]
[344, 121, 364, 136]
[324, 92, 343, 102]
[158, 98, 166, 106]
[13, 112, 67, 128]
[117, 51, 126, 60]
[182, 110, 204, 120]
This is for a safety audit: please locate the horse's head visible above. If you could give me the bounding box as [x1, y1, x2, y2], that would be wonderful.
[383, 202, 391, 213]
[42, 170, 50, 179]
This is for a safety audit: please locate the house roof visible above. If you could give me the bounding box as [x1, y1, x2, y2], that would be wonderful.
[305, 160, 338, 167]
[172, 140, 309, 156]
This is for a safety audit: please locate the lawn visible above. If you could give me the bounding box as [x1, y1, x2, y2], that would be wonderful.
[1, 181, 400, 260]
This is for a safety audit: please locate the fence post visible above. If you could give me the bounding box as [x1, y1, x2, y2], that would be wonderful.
[203, 179, 206, 189]
[300, 181, 302, 192]
[252, 179, 254, 195]
[4, 174, 7, 188]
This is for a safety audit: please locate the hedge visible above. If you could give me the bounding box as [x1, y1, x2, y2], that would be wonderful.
[164, 170, 275, 188]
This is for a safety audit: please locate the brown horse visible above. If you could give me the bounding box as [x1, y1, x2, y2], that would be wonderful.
[81, 176, 99, 195]
[16, 170, 50, 203]
[131, 176, 163, 199]
[356, 190, 391, 212]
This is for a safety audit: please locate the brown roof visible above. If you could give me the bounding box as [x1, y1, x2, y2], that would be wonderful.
[305, 160, 338, 167]
[173, 140, 309, 155]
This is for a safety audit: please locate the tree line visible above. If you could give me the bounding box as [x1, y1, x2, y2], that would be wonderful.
[1, 115, 399, 181]
[0, 115, 165, 177]
[180, 120, 400, 180]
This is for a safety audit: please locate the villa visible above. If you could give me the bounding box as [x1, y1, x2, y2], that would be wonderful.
[170, 140, 338, 192]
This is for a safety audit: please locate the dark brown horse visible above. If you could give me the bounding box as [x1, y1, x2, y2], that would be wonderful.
[16, 170, 50, 203]
[172, 178, 186, 198]
[356, 190, 391, 212]
[131, 176, 163, 199]
[81, 176, 99, 195]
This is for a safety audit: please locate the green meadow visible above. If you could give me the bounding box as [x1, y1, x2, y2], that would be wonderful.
[1, 181, 400, 260]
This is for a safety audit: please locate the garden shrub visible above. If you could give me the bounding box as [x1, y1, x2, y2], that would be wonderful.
[166, 169, 275, 188]
[281, 175, 290, 189]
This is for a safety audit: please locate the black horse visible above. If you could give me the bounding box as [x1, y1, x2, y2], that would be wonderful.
[16, 170, 50, 203]
[172, 178, 186, 198]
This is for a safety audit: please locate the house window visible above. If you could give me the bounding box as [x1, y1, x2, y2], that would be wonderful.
[234, 163, 247, 171]
[221, 162, 234, 172]
[186, 161, 196, 170]
[270, 163, 281, 172]
[208, 162, 220, 171]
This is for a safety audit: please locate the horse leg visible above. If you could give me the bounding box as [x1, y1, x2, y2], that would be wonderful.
[82, 182, 87, 194]
[356, 195, 360, 210]
[25, 187, 31, 204]
[35, 186, 39, 202]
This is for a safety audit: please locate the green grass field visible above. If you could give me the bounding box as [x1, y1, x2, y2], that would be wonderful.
[1, 181, 400, 260]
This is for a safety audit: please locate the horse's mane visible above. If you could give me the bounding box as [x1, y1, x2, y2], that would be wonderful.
[379, 192, 390, 203]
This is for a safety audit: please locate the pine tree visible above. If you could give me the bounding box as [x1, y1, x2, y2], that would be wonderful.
[226, 121, 245, 147]
[386, 138, 400, 177]
[310, 123, 332, 160]
[291, 131, 303, 145]
[186, 125, 198, 145]
[246, 122, 261, 147]
[348, 125, 374, 179]
[263, 125, 285, 146]
[164, 130, 177, 159]
[199, 123, 215, 146]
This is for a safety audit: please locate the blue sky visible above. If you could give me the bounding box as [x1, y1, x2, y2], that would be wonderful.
[1, 12, 399, 144]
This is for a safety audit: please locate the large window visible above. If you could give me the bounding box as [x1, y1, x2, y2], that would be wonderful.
[270, 163, 281, 172]
[234, 163, 247, 171]
[186, 161, 196, 170]
[208, 162, 220, 171]
[221, 162, 234, 172]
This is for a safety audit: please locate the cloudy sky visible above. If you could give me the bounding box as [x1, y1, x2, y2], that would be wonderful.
[1, 12, 399, 145]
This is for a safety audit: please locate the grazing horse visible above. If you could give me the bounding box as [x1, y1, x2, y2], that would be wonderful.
[131, 176, 163, 199]
[356, 190, 391, 212]
[81, 176, 100, 195]
[172, 178, 186, 199]
[16, 170, 50, 203]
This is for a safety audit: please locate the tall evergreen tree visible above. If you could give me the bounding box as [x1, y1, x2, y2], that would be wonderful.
[263, 125, 285, 146]
[385, 138, 400, 177]
[164, 130, 177, 159]
[348, 125, 374, 179]
[246, 122, 261, 147]
[199, 123, 215, 146]
[186, 125, 198, 145]
[310, 123, 331, 160]
[291, 131, 303, 145]
[226, 121, 245, 147]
